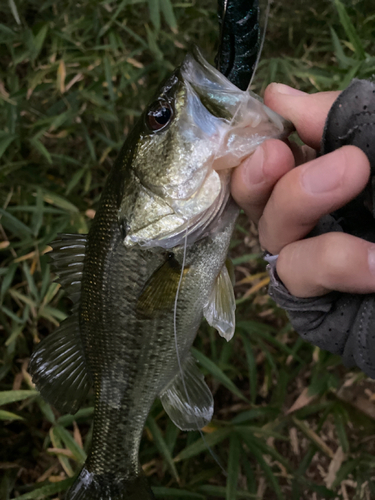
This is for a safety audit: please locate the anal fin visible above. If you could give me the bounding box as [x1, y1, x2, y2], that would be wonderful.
[29, 310, 91, 414]
[159, 355, 213, 431]
[203, 261, 236, 341]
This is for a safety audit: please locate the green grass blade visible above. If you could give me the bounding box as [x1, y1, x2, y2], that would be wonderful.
[53, 424, 87, 464]
[57, 407, 95, 427]
[0, 134, 17, 159]
[329, 26, 352, 68]
[191, 348, 247, 402]
[153, 487, 204, 499]
[160, 0, 177, 30]
[242, 436, 284, 500]
[0, 409, 25, 421]
[334, 0, 365, 59]
[226, 434, 241, 500]
[241, 335, 257, 404]
[333, 405, 349, 453]
[197, 485, 257, 498]
[147, 416, 180, 482]
[14, 478, 75, 500]
[0, 390, 38, 406]
[29, 138, 52, 165]
[22, 262, 39, 302]
[148, 0, 160, 31]
[0, 208, 33, 238]
[174, 427, 231, 462]
[41, 190, 79, 213]
[8, 0, 21, 24]
[1, 263, 18, 302]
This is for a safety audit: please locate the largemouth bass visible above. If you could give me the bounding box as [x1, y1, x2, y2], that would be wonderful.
[29, 50, 290, 499]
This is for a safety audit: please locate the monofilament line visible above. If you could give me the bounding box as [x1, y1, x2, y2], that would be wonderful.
[173, 229, 227, 476]
[248, 0, 271, 90]
[172, 0, 272, 476]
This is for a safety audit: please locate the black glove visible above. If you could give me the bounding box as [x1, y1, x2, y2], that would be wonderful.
[267, 79, 375, 378]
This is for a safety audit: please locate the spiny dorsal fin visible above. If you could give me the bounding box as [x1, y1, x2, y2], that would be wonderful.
[159, 355, 213, 431]
[49, 234, 87, 304]
[29, 310, 91, 414]
[203, 261, 236, 341]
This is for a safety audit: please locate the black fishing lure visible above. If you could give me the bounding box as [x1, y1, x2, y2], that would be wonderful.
[215, 0, 260, 90]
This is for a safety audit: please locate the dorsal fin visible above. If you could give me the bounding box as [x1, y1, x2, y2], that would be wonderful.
[29, 234, 90, 414]
[49, 234, 87, 303]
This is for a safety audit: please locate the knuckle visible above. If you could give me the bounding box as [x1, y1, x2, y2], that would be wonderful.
[341, 144, 368, 162]
[258, 216, 268, 249]
[258, 216, 276, 253]
[317, 233, 350, 288]
[276, 244, 306, 296]
[338, 145, 370, 177]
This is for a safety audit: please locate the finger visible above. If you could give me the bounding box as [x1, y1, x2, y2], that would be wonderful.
[258, 145, 371, 255]
[231, 139, 295, 223]
[277, 232, 375, 297]
[264, 84, 341, 149]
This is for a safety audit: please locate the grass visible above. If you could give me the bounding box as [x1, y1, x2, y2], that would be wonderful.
[1, 0, 375, 499]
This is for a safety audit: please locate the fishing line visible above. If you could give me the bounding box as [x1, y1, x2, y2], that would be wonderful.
[173, 229, 227, 477]
[248, 0, 271, 90]
[172, 0, 272, 477]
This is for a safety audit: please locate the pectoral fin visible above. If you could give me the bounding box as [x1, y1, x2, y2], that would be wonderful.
[29, 310, 91, 415]
[159, 355, 213, 431]
[137, 256, 188, 316]
[203, 261, 236, 341]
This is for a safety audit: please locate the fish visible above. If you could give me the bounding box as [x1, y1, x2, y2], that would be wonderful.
[29, 9, 292, 500]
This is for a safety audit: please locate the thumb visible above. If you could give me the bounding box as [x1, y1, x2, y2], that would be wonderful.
[264, 84, 340, 150]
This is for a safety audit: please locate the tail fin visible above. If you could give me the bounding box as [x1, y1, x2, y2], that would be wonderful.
[67, 467, 155, 500]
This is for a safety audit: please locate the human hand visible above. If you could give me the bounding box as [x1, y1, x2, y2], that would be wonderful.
[231, 84, 372, 298]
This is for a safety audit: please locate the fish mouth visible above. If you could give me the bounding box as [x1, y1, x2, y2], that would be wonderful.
[123, 49, 292, 250]
[182, 48, 293, 171]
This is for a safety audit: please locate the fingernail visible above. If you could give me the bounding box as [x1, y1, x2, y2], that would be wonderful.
[274, 83, 306, 96]
[368, 245, 375, 277]
[246, 146, 265, 185]
[301, 159, 344, 194]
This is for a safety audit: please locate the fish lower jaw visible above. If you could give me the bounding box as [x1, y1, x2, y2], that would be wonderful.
[123, 172, 231, 249]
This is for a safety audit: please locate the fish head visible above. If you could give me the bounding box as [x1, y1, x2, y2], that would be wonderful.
[119, 49, 292, 249]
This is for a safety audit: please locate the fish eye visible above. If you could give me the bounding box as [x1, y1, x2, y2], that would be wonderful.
[146, 101, 173, 132]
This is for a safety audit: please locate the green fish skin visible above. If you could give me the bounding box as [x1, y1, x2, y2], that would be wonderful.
[29, 51, 291, 500]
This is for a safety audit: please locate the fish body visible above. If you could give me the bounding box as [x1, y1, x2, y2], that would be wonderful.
[74, 184, 238, 499]
[29, 50, 290, 500]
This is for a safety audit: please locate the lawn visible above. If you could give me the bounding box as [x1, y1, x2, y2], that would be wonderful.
[1, 0, 375, 499]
